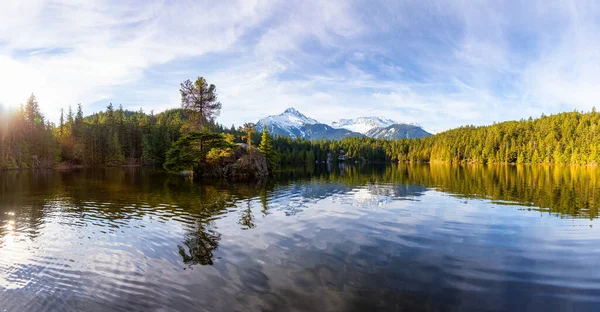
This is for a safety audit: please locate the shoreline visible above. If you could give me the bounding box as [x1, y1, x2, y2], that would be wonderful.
[4, 161, 600, 171]
[1, 164, 146, 171]
[402, 160, 600, 167]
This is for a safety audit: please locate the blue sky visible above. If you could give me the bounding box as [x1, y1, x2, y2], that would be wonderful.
[1, 0, 600, 132]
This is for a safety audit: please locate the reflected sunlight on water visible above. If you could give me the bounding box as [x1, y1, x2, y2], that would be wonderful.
[1, 164, 600, 311]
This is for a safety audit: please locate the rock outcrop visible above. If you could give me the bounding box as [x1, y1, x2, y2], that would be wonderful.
[197, 144, 268, 180]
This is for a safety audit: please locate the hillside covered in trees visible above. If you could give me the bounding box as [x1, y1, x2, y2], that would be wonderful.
[395, 110, 600, 165]
[0, 77, 274, 175]
[270, 110, 600, 165]
[3, 80, 600, 169]
[0, 96, 185, 169]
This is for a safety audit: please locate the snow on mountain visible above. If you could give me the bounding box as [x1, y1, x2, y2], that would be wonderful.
[256, 107, 320, 138]
[365, 124, 432, 139]
[257, 107, 317, 128]
[331, 117, 397, 134]
[254, 107, 430, 140]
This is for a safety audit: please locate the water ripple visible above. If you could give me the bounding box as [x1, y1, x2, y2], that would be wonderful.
[1, 167, 600, 311]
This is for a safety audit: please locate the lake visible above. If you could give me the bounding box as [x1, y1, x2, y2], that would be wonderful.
[1, 164, 600, 311]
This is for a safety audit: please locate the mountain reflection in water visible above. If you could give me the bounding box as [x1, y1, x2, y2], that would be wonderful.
[1, 164, 600, 311]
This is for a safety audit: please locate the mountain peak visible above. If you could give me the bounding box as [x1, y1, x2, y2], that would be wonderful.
[331, 116, 398, 134]
[256, 107, 318, 138]
[366, 123, 432, 139]
[255, 109, 429, 140]
[279, 107, 316, 124]
[284, 107, 301, 115]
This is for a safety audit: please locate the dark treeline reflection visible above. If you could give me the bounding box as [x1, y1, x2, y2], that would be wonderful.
[0, 169, 270, 267]
[275, 163, 600, 219]
[1, 164, 599, 267]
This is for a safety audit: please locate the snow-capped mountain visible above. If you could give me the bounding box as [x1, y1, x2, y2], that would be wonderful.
[331, 117, 397, 134]
[366, 123, 432, 139]
[256, 108, 320, 138]
[255, 107, 431, 140]
[256, 107, 359, 139]
[257, 107, 317, 129]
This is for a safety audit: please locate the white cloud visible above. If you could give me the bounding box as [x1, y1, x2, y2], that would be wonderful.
[2, 0, 600, 132]
[0, 0, 273, 121]
[255, 0, 364, 58]
[521, 3, 600, 112]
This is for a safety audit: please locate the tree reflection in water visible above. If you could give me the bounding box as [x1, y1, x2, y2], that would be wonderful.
[175, 180, 266, 266]
[178, 223, 221, 266]
[238, 200, 256, 230]
[2, 164, 600, 270]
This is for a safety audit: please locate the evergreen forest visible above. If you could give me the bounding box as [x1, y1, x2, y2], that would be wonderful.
[3, 78, 600, 170]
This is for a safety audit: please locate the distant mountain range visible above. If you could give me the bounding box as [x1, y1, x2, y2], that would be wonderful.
[255, 107, 431, 140]
[331, 116, 396, 134]
[365, 123, 432, 139]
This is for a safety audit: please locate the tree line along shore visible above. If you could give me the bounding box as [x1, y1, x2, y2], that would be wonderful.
[2, 77, 600, 172]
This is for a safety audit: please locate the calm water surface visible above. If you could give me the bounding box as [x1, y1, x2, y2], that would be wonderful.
[1, 164, 600, 311]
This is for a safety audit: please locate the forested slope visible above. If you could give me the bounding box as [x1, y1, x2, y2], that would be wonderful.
[2, 93, 600, 168]
[397, 110, 600, 164]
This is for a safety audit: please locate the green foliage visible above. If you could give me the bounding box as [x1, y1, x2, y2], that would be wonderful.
[268, 111, 600, 166]
[258, 127, 278, 169]
[0, 94, 59, 169]
[163, 132, 233, 173]
[107, 132, 125, 165]
[5, 88, 600, 170]
[206, 147, 233, 163]
[240, 123, 256, 147]
[180, 77, 222, 132]
[393, 111, 600, 165]
[271, 136, 392, 164]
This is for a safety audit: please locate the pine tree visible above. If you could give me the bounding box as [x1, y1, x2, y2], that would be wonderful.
[108, 132, 125, 166]
[180, 77, 222, 132]
[59, 108, 65, 138]
[259, 126, 277, 169]
[73, 104, 86, 164]
[241, 123, 256, 147]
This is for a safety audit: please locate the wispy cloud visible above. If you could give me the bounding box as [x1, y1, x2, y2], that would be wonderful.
[2, 0, 600, 132]
[0, 0, 271, 117]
